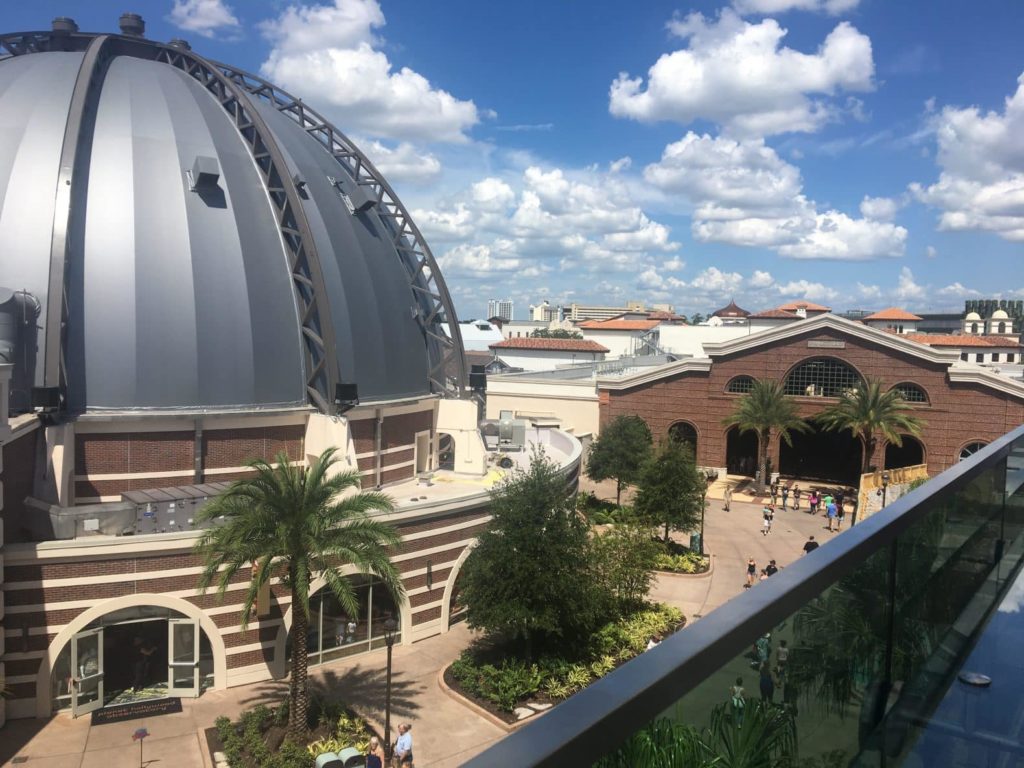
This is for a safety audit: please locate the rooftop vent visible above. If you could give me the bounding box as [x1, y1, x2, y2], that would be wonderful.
[168, 38, 191, 50]
[51, 17, 79, 34]
[118, 13, 145, 37]
[188, 156, 220, 191]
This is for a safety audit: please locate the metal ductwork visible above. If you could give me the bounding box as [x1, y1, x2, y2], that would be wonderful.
[0, 287, 42, 413]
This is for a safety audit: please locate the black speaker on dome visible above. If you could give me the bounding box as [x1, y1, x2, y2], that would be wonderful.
[469, 365, 486, 392]
[32, 386, 61, 411]
[334, 382, 359, 415]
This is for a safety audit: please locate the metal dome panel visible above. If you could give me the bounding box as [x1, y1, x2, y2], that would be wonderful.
[65, 55, 306, 410]
[0, 25, 467, 413]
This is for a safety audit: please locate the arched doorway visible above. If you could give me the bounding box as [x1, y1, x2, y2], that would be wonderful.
[46, 602, 217, 717]
[726, 426, 758, 476]
[284, 575, 402, 667]
[885, 436, 925, 469]
[668, 420, 698, 455]
[779, 421, 862, 484]
[438, 432, 455, 470]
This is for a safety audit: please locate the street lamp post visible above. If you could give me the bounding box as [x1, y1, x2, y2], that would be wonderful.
[875, 470, 891, 514]
[382, 617, 398, 760]
[699, 470, 717, 557]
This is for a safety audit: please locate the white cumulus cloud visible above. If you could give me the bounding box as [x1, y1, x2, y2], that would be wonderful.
[361, 140, 441, 184]
[609, 9, 874, 137]
[416, 165, 682, 285]
[733, 0, 860, 14]
[645, 132, 906, 259]
[859, 195, 899, 220]
[911, 73, 1024, 241]
[168, 0, 240, 38]
[259, 0, 479, 144]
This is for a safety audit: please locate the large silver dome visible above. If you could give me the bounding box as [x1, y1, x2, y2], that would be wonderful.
[0, 17, 465, 413]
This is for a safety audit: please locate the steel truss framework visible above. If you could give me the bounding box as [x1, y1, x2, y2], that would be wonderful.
[0, 29, 466, 410]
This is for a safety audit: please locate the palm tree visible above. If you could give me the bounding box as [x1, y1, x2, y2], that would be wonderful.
[815, 378, 925, 475]
[195, 448, 404, 740]
[723, 379, 809, 492]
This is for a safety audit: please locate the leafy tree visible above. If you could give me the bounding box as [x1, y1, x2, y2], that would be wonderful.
[590, 523, 660, 610]
[633, 440, 705, 543]
[587, 415, 653, 505]
[460, 449, 603, 657]
[531, 328, 584, 339]
[195, 449, 403, 740]
[596, 701, 799, 768]
[815, 378, 925, 475]
[722, 379, 809, 491]
[689, 312, 705, 325]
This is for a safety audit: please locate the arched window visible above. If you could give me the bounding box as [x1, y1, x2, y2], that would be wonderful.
[891, 382, 928, 404]
[971, 323, 979, 334]
[784, 358, 862, 398]
[668, 421, 698, 454]
[725, 375, 754, 394]
[998, 321, 1006, 334]
[959, 442, 987, 462]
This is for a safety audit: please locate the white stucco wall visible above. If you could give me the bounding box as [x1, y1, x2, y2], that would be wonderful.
[490, 348, 605, 371]
[658, 325, 752, 357]
[485, 377, 600, 439]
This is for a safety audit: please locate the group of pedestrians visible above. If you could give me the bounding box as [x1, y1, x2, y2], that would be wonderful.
[365, 723, 414, 767]
[772, 482, 855, 532]
[729, 635, 794, 725]
[744, 556, 780, 588]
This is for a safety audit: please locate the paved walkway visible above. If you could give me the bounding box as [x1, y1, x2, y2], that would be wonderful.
[3, 477, 845, 767]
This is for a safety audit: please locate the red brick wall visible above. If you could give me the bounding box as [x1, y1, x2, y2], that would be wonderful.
[76, 432, 194, 475]
[202, 425, 304, 468]
[602, 327, 1024, 474]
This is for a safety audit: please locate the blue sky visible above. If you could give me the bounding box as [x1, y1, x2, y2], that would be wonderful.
[6, 0, 1023, 318]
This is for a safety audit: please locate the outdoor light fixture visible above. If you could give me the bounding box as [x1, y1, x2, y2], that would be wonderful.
[879, 470, 891, 509]
[383, 616, 399, 759]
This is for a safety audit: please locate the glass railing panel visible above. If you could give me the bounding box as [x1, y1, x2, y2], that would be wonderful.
[595, 544, 893, 768]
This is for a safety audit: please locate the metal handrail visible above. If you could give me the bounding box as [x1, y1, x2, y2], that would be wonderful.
[464, 423, 1024, 767]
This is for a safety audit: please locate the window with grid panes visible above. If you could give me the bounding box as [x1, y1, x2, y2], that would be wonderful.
[783, 358, 862, 398]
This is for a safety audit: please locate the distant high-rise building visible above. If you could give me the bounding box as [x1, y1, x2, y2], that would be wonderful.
[488, 298, 514, 322]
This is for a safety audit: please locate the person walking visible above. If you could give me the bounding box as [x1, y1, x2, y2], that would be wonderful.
[808, 490, 819, 515]
[802, 535, 819, 554]
[745, 557, 757, 588]
[724, 485, 733, 512]
[762, 505, 774, 536]
[826, 499, 838, 531]
[793, 485, 802, 511]
[837, 497, 846, 529]
[731, 677, 746, 727]
[394, 723, 414, 766]
[759, 661, 776, 703]
[781, 484, 789, 510]
[770, 482, 779, 506]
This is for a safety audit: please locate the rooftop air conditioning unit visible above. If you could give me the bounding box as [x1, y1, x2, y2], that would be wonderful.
[498, 416, 527, 451]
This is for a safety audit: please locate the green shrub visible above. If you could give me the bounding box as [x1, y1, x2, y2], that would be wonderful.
[654, 551, 709, 574]
[451, 603, 683, 712]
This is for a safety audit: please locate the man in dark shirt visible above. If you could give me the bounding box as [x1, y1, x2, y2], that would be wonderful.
[765, 560, 779, 576]
[802, 536, 819, 554]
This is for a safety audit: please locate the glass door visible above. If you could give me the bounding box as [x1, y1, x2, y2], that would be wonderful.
[167, 618, 199, 697]
[71, 627, 104, 717]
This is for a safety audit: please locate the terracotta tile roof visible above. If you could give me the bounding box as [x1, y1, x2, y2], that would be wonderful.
[778, 300, 831, 312]
[576, 319, 661, 331]
[748, 308, 800, 320]
[904, 333, 1020, 348]
[864, 307, 923, 322]
[489, 337, 610, 352]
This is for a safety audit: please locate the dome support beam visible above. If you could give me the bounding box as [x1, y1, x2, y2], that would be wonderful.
[147, 43, 341, 413]
[212, 64, 468, 398]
